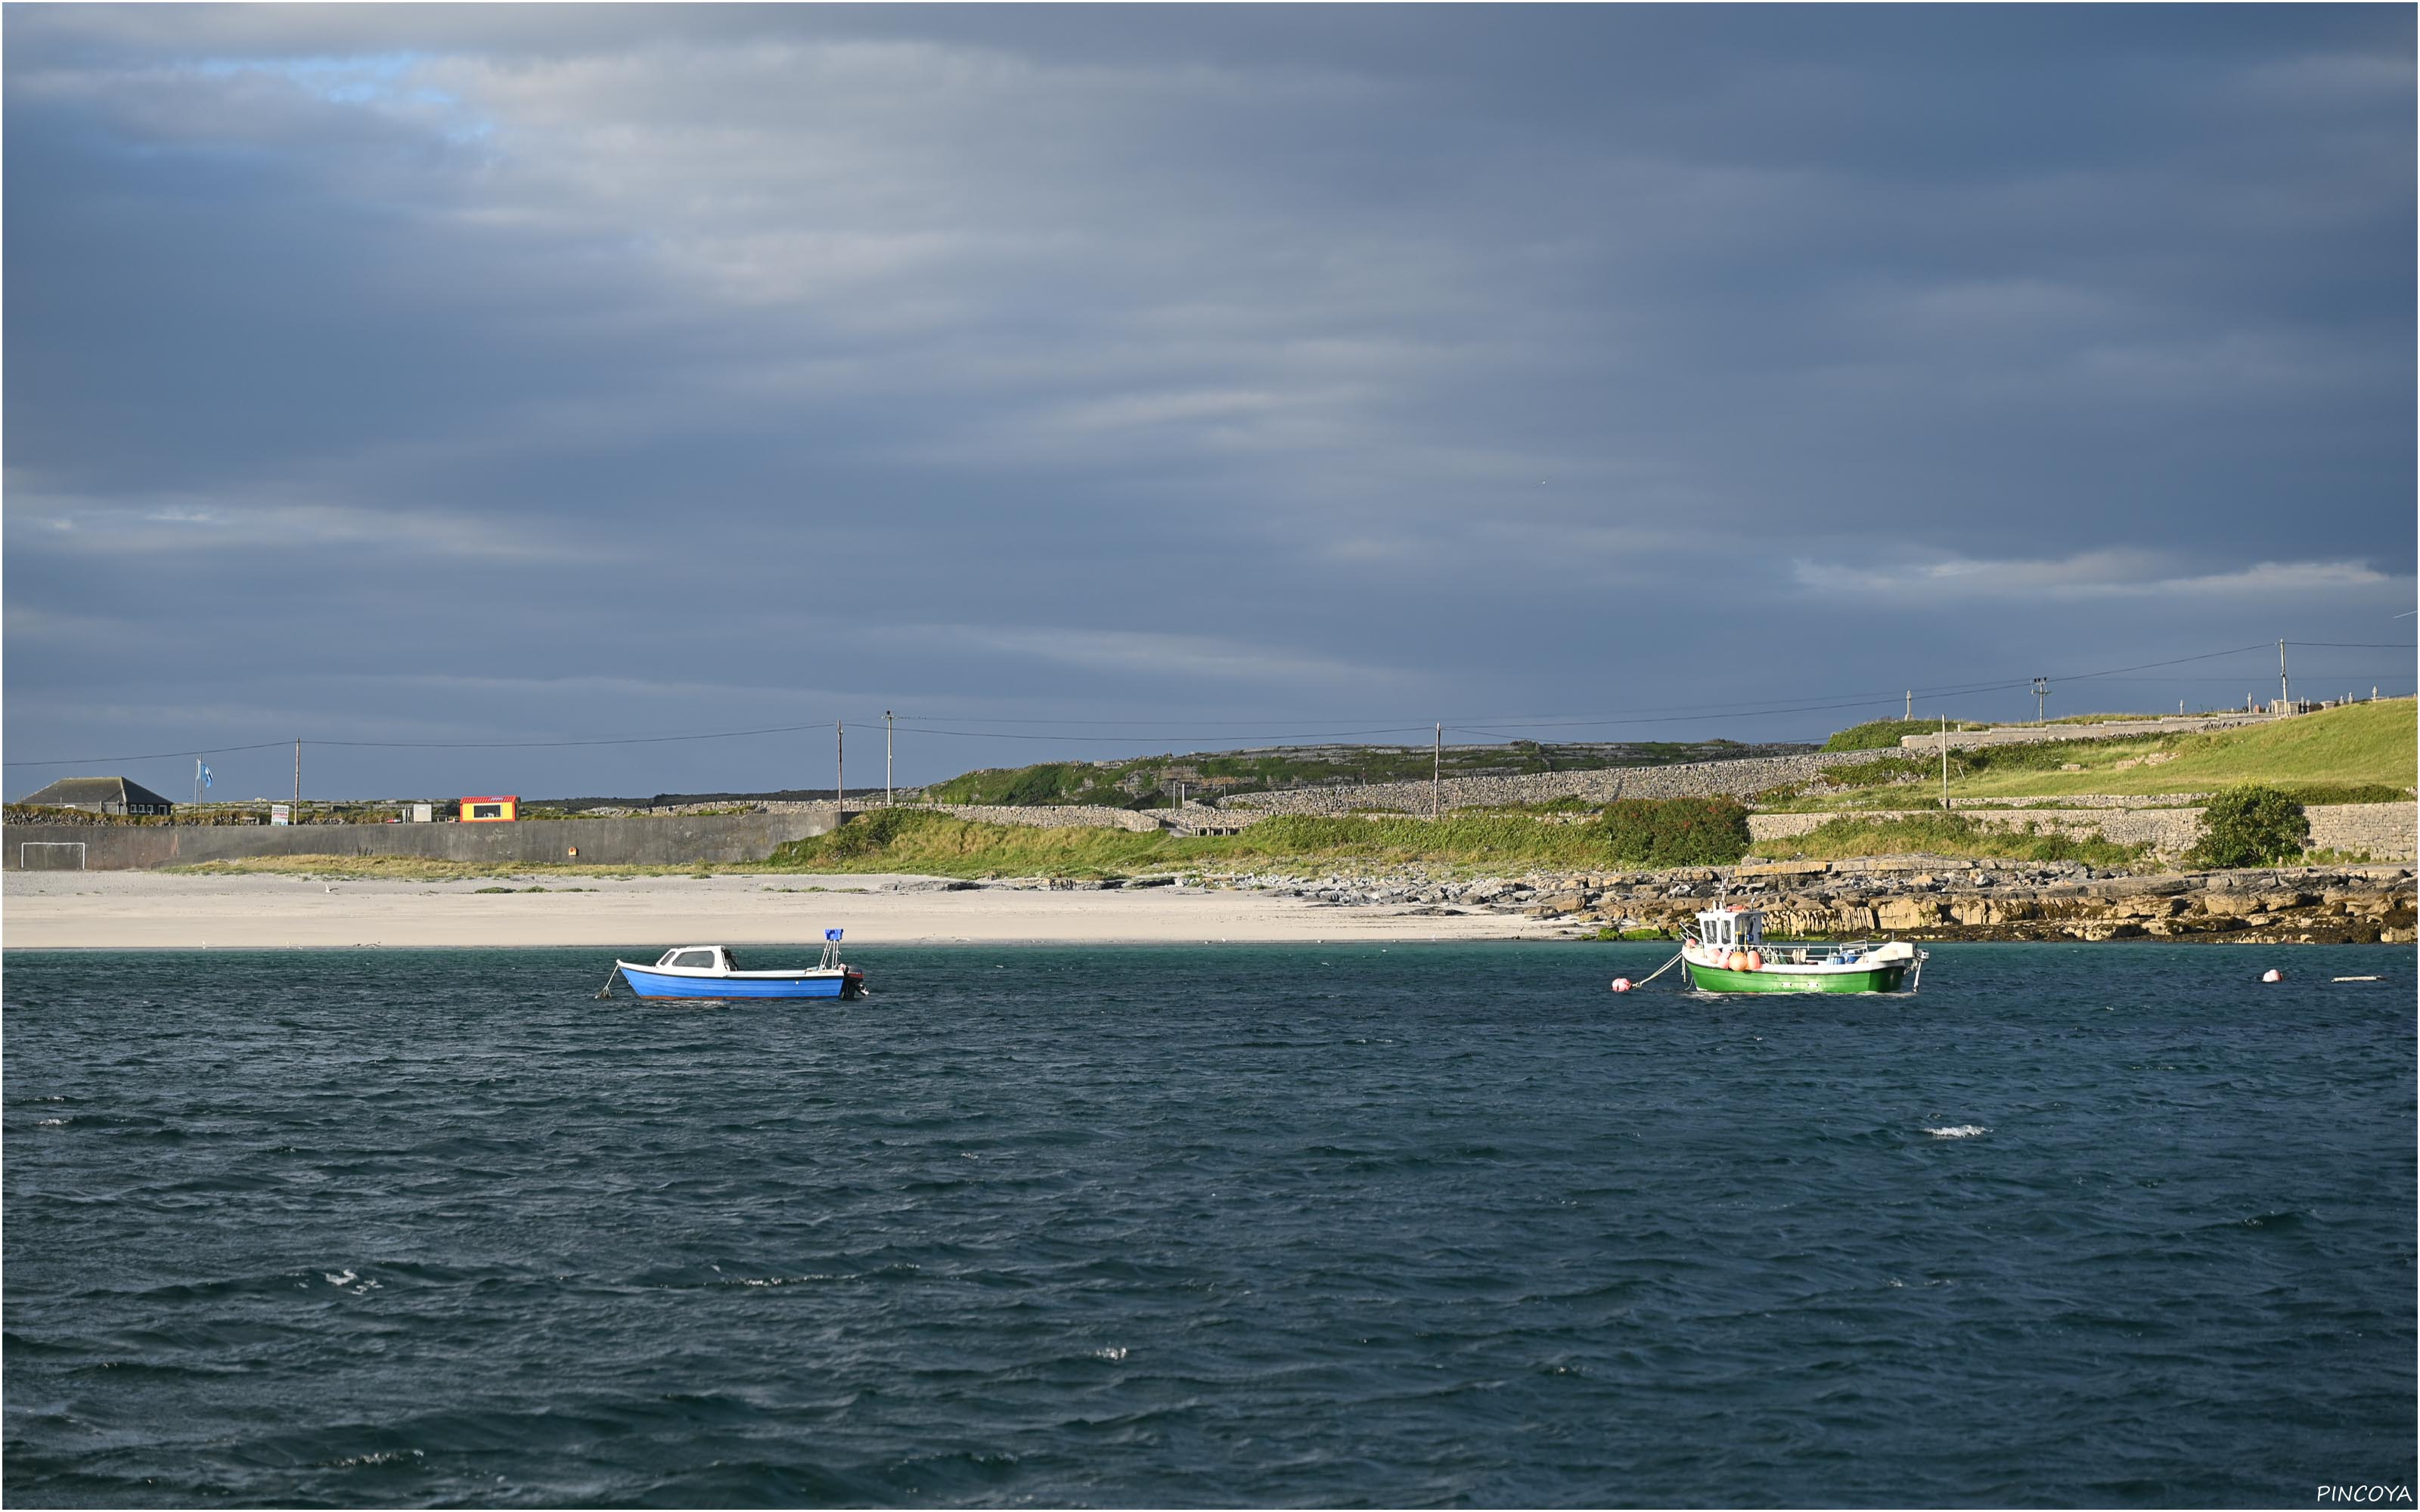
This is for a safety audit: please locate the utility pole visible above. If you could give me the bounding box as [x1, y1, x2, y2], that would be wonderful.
[884, 711, 894, 806]
[1938, 715, 1950, 812]
[1432, 723, 1442, 819]
[836, 720, 844, 810]
[294, 738, 301, 804]
[1905, 689, 1913, 720]
[2278, 639, 2289, 715]
[2032, 677, 2049, 726]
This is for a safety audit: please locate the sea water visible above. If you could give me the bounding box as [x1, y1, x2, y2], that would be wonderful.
[5, 943, 2412, 1507]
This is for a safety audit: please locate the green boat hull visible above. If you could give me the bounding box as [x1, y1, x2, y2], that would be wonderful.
[1683, 961, 1912, 994]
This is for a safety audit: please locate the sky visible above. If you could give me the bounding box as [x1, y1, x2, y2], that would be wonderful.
[5, 5, 2414, 801]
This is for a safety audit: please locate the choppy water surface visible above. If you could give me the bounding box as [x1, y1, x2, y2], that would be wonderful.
[6, 943, 2413, 1507]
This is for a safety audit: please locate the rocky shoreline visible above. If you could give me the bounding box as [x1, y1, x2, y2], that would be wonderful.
[1179, 856, 2418, 945]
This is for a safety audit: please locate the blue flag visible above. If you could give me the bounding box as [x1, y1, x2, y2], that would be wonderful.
[200, 764, 213, 789]
[825, 928, 842, 941]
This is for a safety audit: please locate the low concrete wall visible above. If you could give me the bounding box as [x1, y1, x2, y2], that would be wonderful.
[1748, 802, 2415, 862]
[5, 810, 842, 871]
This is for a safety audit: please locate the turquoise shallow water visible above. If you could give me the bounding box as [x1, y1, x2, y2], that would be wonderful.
[5, 942, 2413, 1507]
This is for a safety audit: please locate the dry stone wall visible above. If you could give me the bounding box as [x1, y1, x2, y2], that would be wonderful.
[928, 803, 1167, 833]
[2311, 802, 2420, 860]
[1747, 801, 2415, 862]
[1898, 714, 2273, 751]
[1224, 750, 1897, 817]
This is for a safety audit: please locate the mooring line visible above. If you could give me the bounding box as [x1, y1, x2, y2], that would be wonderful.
[1635, 950, 1686, 987]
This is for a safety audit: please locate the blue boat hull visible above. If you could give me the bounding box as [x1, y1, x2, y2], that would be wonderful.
[617, 965, 861, 999]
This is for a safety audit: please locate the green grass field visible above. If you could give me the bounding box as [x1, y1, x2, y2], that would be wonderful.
[1756, 814, 2149, 868]
[764, 807, 1746, 878]
[1786, 700, 2415, 809]
[1947, 699, 2415, 798]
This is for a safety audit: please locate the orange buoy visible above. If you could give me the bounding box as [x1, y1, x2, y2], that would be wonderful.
[1745, 950, 1763, 971]
[1727, 950, 1748, 971]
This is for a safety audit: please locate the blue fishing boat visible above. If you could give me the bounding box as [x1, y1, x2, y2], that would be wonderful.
[612, 931, 864, 1000]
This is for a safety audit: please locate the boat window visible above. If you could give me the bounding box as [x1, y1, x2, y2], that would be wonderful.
[671, 950, 718, 969]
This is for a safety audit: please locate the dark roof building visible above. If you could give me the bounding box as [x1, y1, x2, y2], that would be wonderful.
[17, 776, 177, 816]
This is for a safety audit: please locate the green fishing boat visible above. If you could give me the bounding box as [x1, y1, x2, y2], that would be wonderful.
[1680, 902, 1925, 994]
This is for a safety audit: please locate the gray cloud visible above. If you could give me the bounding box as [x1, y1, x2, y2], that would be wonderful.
[6, 6, 2412, 800]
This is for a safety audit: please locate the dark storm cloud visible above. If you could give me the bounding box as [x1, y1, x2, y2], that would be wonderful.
[6, 5, 2412, 800]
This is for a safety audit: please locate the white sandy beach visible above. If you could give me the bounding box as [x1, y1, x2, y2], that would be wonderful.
[1, 871, 1560, 950]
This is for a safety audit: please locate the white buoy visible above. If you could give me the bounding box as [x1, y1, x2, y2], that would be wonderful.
[1610, 978, 1634, 993]
[2260, 968, 2283, 983]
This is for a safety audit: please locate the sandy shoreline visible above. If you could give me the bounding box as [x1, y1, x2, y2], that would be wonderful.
[1, 871, 1562, 950]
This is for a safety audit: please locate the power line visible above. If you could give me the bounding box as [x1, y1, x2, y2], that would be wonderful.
[890, 723, 1444, 744]
[311, 721, 842, 751]
[3, 739, 293, 769]
[8, 639, 2392, 770]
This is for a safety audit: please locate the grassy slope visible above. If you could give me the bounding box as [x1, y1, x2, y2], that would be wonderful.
[1757, 815, 2148, 868]
[141, 706, 2412, 881]
[766, 811, 1669, 878]
[1781, 702, 2415, 810]
[1946, 699, 2415, 798]
[926, 740, 1763, 805]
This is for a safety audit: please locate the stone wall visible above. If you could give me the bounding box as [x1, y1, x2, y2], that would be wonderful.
[927, 803, 1168, 833]
[4, 810, 842, 870]
[1747, 802, 2415, 863]
[1224, 749, 1897, 816]
[1898, 714, 2274, 751]
[2311, 802, 2420, 861]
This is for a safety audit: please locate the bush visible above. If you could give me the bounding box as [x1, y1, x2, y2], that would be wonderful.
[1597, 797, 1751, 868]
[2185, 785, 2311, 869]
[1819, 755, 1936, 789]
[1773, 813, 2148, 867]
[1823, 720, 1940, 751]
[2275, 783, 2412, 807]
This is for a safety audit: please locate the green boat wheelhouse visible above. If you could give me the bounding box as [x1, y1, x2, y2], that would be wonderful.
[1680, 902, 1925, 995]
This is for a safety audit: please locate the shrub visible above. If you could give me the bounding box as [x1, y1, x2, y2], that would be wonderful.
[2185, 785, 2311, 869]
[1823, 720, 1940, 751]
[1773, 813, 2148, 867]
[1597, 797, 1751, 868]
[2275, 783, 2412, 807]
[1819, 755, 1935, 789]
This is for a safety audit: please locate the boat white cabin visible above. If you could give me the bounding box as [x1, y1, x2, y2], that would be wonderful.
[1679, 899, 1925, 993]
[1696, 905, 1764, 954]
